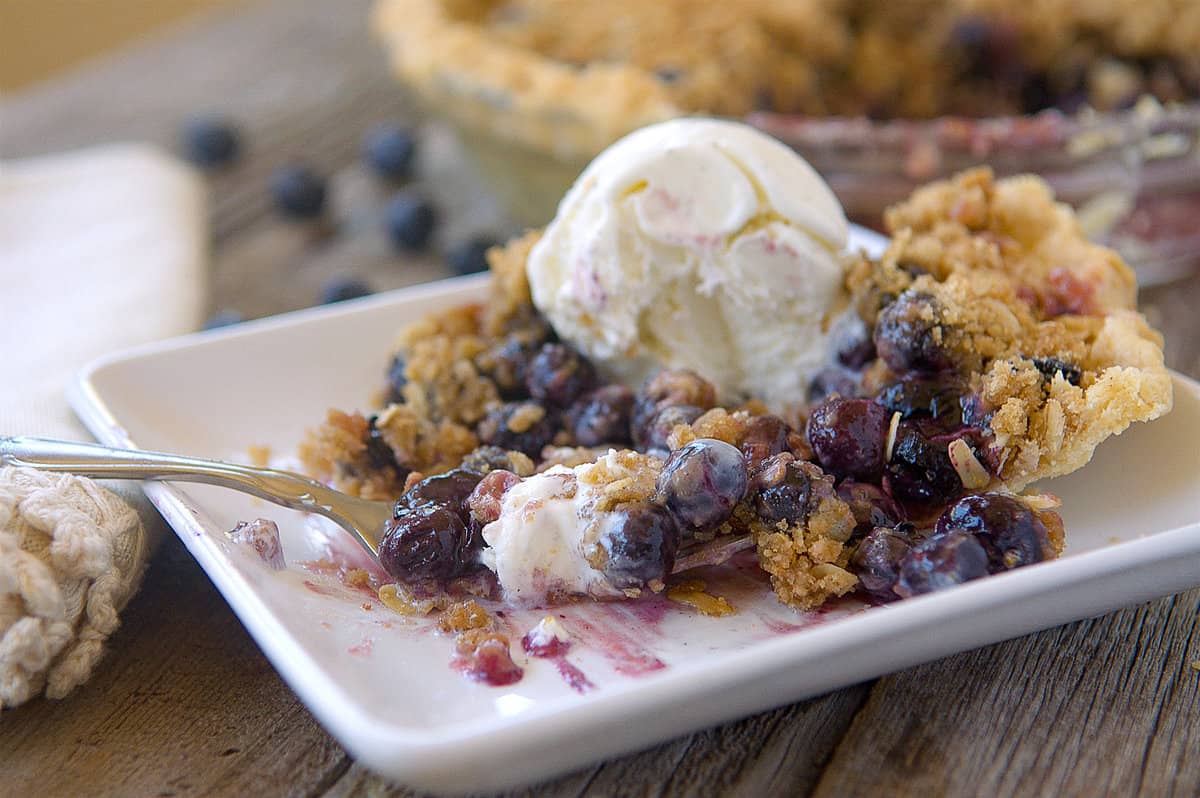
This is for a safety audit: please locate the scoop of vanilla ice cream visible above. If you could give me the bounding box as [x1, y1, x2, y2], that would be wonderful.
[526, 118, 849, 409]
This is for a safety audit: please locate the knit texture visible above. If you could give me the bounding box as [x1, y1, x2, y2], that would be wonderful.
[0, 468, 148, 707]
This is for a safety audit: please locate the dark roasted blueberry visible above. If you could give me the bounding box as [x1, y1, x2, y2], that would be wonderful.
[850, 526, 913, 601]
[365, 416, 402, 473]
[385, 191, 437, 251]
[658, 439, 749, 534]
[1031, 357, 1082, 386]
[394, 469, 483, 518]
[385, 353, 407, 403]
[874, 292, 954, 374]
[741, 415, 792, 475]
[476, 401, 558, 457]
[959, 392, 992, 429]
[269, 164, 327, 218]
[202, 309, 244, 330]
[630, 369, 716, 445]
[876, 373, 967, 425]
[180, 114, 240, 169]
[318, 275, 373, 304]
[935, 493, 1052, 572]
[838, 481, 905, 539]
[525, 343, 596, 408]
[446, 236, 497, 276]
[568, 384, 634, 446]
[363, 124, 416, 181]
[633, 404, 704, 455]
[459, 445, 535, 477]
[807, 397, 891, 480]
[754, 457, 822, 525]
[477, 336, 540, 399]
[378, 504, 475, 581]
[884, 422, 964, 506]
[832, 313, 877, 370]
[598, 501, 681, 590]
[807, 366, 861, 404]
[894, 530, 989, 597]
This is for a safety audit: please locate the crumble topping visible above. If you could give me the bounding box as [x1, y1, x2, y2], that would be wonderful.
[299, 166, 1169, 613]
[854, 167, 1172, 490]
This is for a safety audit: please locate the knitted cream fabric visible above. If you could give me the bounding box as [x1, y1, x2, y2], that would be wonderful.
[0, 144, 206, 708]
[0, 468, 148, 706]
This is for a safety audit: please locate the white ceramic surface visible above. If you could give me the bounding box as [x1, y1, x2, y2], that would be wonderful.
[68, 226, 1200, 794]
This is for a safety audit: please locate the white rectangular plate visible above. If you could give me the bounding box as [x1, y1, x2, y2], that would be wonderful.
[70, 269, 1200, 793]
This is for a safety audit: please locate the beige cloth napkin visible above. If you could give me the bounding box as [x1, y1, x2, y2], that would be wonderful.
[0, 144, 207, 708]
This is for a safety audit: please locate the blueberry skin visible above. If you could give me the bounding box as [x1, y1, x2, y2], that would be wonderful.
[874, 292, 954, 374]
[318, 276, 373, 304]
[181, 115, 240, 168]
[363, 124, 416, 181]
[379, 504, 473, 582]
[385, 192, 437, 251]
[850, 526, 913, 602]
[807, 397, 892, 481]
[446, 237, 498, 276]
[658, 439, 749, 534]
[269, 164, 327, 218]
[935, 493, 1051, 572]
[598, 502, 681, 590]
[894, 530, 990, 598]
[395, 469, 483, 520]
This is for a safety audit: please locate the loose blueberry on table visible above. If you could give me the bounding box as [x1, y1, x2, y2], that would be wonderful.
[269, 163, 327, 219]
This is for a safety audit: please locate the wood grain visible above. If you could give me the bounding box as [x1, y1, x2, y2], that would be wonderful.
[2, 0, 1199, 796]
[0, 534, 350, 798]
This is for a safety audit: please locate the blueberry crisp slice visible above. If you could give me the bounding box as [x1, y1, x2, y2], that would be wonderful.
[299, 169, 1170, 610]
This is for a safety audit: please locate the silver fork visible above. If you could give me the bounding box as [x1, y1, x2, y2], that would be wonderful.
[0, 436, 395, 557]
[0, 436, 757, 573]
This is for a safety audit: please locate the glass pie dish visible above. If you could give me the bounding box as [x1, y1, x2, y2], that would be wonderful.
[753, 102, 1200, 287]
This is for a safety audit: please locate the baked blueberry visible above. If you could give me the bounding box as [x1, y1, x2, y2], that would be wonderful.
[884, 422, 966, 506]
[894, 530, 990, 597]
[740, 414, 793, 475]
[850, 526, 913, 601]
[394, 469, 483, 519]
[379, 504, 475, 582]
[632, 404, 704, 455]
[476, 401, 558, 457]
[657, 439, 748, 534]
[525, 343, 596, 408]
[935, 493, 1053, 571]
[568, 384, 634, 446]
[598, 501, 681, 589]
[874, 292, 954, 374]
[838, 481, 905, 539]
[807, 397, 892, 481]
[876, 373, 967, 425]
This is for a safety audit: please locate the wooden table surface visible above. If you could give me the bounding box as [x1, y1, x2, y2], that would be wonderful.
[3, 2, 1199, 795]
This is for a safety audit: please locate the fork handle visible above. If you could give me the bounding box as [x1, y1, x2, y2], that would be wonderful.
[0, 435, 377, 545]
